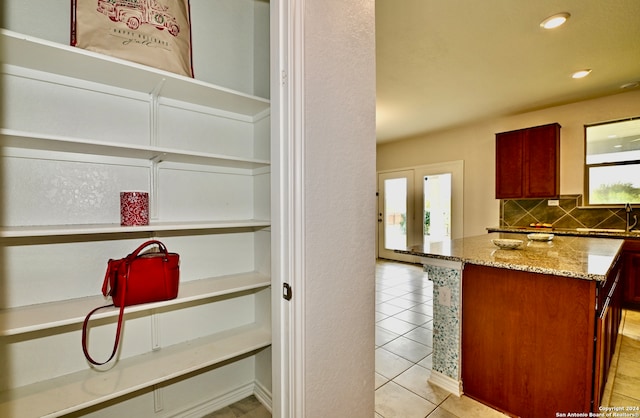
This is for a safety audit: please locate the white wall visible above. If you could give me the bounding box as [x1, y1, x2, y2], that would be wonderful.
[302, 0, 377, 416]
[377, 89, 640, 237]
[2, 0, 70, 44]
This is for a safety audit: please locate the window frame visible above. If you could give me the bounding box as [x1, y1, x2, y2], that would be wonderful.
[584, 117, 640, 207]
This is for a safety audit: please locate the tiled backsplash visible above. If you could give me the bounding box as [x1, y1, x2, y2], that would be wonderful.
[500, 195, 629, 230]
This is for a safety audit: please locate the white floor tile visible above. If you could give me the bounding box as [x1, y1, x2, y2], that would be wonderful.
[386, 297, 420, 309]
[404, 326, 434, 346]
[409, 303, 434, 316]
[376, 326, 400, 346]
[376, 311, 390, 323]
[418, 353, 433, 370]
[394, 365, 451, 405]
[376, 302, 407, 316]
[439, 395, 508, 418]
[375, 347, 414, 379]
[382, 336, 432, 363]
[375, 381, 437, 418]
[376, 372, 390, 389]
[393, 309, 431, 326]
[377, 316, 418, 335]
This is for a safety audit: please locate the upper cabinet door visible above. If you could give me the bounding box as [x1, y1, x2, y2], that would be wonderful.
[495, 130, 524, 199]
[495, 123, 560, 199]
[524, 123, 560, 198]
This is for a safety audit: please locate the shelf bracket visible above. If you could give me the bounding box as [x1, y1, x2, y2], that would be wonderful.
[151, 309, 161, 351]
[153, 385, 164, 412]
[149, 78, 166, 148]
[150, 155, 163, 221]
[148, 77, 164, 223]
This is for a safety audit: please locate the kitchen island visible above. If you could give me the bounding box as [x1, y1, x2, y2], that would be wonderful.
[396, 232, 624, 417]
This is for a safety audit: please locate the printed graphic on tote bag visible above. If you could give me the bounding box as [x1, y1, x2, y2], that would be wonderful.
[72, 0, 193, 77]
[97, 0, 181, 36]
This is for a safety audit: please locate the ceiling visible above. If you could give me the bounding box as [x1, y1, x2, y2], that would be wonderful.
[375, 0, 640, 143]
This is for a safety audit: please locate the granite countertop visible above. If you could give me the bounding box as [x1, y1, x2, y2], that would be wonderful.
[396, 232, 624, 281]
[487, 226, 640, 239]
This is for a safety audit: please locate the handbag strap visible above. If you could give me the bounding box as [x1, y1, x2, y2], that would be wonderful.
[82, 263, 129, 366]
[101, 259, 117, 297]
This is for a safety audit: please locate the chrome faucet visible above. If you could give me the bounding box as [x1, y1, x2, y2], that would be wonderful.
[626, 203, 638, 232]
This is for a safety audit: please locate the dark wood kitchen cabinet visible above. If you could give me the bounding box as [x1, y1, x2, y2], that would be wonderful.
[622, 240, 640, 308]
[594, 260, 622, 407]
[462, 260, 621, 417]
[495, 123, 560, 199]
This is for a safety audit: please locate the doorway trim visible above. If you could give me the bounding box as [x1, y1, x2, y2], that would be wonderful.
[271, 0, 305, 416]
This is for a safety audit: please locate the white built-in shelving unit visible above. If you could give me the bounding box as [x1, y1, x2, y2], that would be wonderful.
[0, 22, 272, 417]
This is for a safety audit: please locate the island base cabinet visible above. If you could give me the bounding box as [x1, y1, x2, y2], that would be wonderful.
[622, 240, 640, 308]
[461, 264, 596, 417]
[593, 263, 622, 407]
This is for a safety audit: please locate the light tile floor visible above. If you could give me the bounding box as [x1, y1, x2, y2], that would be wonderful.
[210, 260, 640, 417]
[374, 260, 506, 418]
[602, 309, 640, 407]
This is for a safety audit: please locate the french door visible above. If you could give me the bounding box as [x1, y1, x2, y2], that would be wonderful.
[377, 161, 463, 262]
[378, 170, 414, 260]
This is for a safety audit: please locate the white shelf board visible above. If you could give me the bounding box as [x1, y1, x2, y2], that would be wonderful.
[0, 324, 272, 418]
[0, 271, 271, 336]
[0, 129, 270, 169]
[0, 29, 270, 118]
[0, 220, 271, 238]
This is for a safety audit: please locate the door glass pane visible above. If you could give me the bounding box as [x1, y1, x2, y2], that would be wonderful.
[424, 173, 451, 244]
[384, 178, 407, 250]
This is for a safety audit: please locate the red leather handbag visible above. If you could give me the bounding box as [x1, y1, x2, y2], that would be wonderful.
[82, 240, 180, 365]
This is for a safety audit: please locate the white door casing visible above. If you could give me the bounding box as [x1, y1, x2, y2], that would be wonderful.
[271, 0, 304, 416]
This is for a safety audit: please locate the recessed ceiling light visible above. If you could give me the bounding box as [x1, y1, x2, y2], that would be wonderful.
[540, 13, 570, 29]
[572, 69, 592, 79]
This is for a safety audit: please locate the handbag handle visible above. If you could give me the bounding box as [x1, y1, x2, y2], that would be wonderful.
[82, 261, 130, 365]
[128, 240, 169, 259]
[101, 240, 168, 298]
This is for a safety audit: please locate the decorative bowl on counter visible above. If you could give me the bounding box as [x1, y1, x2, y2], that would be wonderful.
[491, 238, 524, 250]
[527, 233, 554, 241]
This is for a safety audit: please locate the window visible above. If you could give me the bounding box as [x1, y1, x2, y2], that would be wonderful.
[585, 117, 640, 205]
